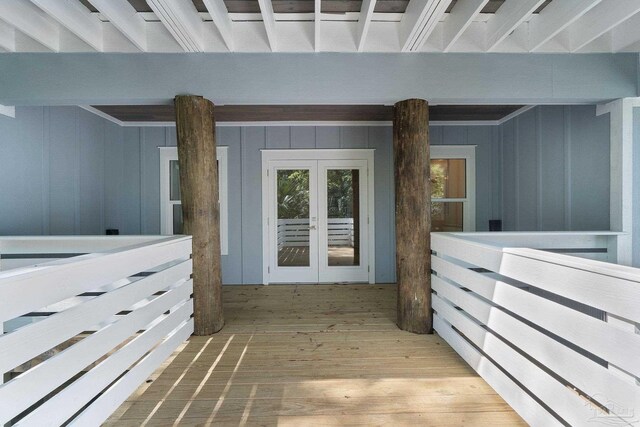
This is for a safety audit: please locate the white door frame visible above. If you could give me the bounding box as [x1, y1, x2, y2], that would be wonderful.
[262, 149, 375, 285]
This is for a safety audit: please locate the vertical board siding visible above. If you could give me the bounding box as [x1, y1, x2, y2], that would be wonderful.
[634, 109, 640, 268]
[499, 105, 610, 232]
[0, 106, 614, 282]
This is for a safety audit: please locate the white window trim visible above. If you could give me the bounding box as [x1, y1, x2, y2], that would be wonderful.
[431, 145, 476, 232]
[160, 146, 229, 255]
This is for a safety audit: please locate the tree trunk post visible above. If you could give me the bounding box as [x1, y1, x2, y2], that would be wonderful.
[393, 98, 432, 334]
[174, 95, 224, 335]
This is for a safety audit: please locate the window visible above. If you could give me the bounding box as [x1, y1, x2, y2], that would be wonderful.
[160, 146, 229, 255]
[430, 145, 475, 231]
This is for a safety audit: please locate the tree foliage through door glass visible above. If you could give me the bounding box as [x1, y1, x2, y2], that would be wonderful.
[277, 170, 310, 219]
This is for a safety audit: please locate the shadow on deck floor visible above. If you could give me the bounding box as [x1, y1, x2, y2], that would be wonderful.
[106, 284, 524, 426]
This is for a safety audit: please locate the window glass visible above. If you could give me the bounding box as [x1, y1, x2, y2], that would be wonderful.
[431, 159, 466, 199]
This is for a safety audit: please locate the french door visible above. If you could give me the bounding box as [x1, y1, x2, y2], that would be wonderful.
[262, 150, 374, 284]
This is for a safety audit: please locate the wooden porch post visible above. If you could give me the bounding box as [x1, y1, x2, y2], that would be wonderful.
[174, 95, 224, 335]
[393, 98, 432, 334]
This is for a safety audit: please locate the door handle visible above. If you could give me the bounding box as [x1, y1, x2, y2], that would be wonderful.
[308, 225, 317, 230]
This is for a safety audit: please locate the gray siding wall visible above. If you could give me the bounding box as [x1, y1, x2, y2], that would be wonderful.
[499, 105, 610, 231]
[0, 105, 616, 280]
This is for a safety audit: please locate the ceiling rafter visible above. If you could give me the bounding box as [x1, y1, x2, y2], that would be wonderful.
[147, 0, 204, 52]
[202, 0, 234, 51]
[401, 0, 453, 52]
[314, 0, 321, 52]
[562, 0, 640, 52]
[0, 0, 59, 51]
[485, 0, 545, 51]
[0, 21, 15, 52]
[89, 0, 147, 51]
[357, 0, 377, 52]
[257, 0, 277, 51]
[528, 0, 602, 51]
[442, 0, 489, 52]
[611, 12, 640, 52]
[30, 0, 103, 51]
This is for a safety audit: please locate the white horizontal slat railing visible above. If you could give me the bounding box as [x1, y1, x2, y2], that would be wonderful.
[0, 236, 194, 426]
[277, 218, 355, 248]
[431, 232, 640, 427]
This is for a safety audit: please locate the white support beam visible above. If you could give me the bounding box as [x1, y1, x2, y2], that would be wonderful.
[563, 0, 640, 52]
[257, 0, 277, 51]
[356, 0, 376, 52]
[202, 0, 234, 51]
[611, 12, 640, 52]
[0, 21, 15, 52]
[0, 0, 59, 51]
[30, 0, 103, 51]
[147, 0, 204, 52]
[528, 0, 601, 51]
[0, 104, 15, 118]
[400, 0, 453, 52]
[89, 0, 147, 51]
[314, 0, 321, 52]
[485, 0, 545, 51]
[442, 0, 488, 52]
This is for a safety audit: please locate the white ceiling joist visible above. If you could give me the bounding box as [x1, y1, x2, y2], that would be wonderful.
[89, 0, 147, 51]
[611, 12, 640, 52]
[0, 21, 15, 52]
[257, 0, 277, 51]
[147, 0, 204, 52]
[357, 0, 377, 51]
[30, 0, 103, 51]
[442, 0, 488, 52]
[563, 0, 640, 52]
[528, 0, 602, 51]
[401, 0, 453, 52]
[485, 0, 545, 51]
[0, 0, 59, 51]
[314, 0, 321, 52]
[202, 0, 234, 51]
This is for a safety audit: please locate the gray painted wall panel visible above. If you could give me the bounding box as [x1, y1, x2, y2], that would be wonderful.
[499, 105, 610, 231]
[219, 127, 243, 284]
[241, 127, 266, 284]
[291, 127, 315, 149]
[121, 128, 142, 235]
[315, 127, 340, 149]
[79, 109, 105, 234]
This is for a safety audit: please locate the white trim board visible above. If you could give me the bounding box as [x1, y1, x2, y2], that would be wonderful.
[0, 104, 15, 118]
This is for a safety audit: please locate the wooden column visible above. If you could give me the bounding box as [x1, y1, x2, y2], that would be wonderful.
[393, 98, 432, 334]
[174, 95, 224, 335]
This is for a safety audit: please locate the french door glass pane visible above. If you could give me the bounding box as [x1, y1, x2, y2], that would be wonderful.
[432, 202, 463, 232]
[277, 170, 310, 267]
[170, 160, 181, 201]
[431, 159, 466, 198]
[327, 169, 360, 266]
[173, 204, 183, 234]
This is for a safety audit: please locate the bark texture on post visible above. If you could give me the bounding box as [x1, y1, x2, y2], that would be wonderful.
[393, 98, 432, 334]
[175, 95, 224, 335]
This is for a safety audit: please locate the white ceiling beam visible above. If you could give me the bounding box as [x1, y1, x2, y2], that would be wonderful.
[30, 0, 103, 51]
[485, 0, 545, 51]
[0, 0, 59, 51]
[202, 0, 234, 51]
[528, 0, 602, 51]
[147, 0, 204, 52]
[0, 21, 15, 52]
[442, 0, 488, 52]
[357, 0, 376, 51]
[563, 0, 640, 52]
[257, 0, 277, 51]
[89, 0, 147, 51]
[611, 12, 640, 52]
[400, 0, 453, 52]
[314, 0, 321, 52]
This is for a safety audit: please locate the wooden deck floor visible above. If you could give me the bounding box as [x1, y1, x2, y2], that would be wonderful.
[107, 285, 524, 426]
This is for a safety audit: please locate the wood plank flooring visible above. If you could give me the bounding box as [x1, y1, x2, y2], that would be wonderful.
[106, 285, 524, 426]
